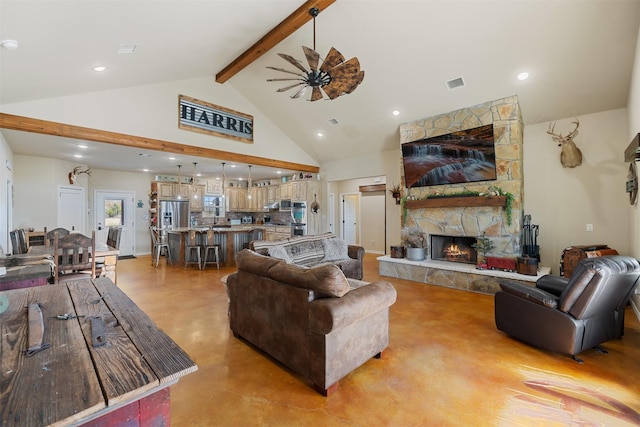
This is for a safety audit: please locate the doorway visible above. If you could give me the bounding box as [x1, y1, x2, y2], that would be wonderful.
[341, 193, 360, 245]
[57, 185, 85, 233]
[94, 190, 135, 256]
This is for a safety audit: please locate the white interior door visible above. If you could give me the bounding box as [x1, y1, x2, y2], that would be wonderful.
[342, 193, 359, 245]
[57, 185, 85, 233]
[94, 190, 135, 256]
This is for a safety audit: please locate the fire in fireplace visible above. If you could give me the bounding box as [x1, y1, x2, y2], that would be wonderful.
[430, 234, 478, 264]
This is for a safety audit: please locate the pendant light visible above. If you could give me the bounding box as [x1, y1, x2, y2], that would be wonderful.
[192, 162, 199, 199]
[176, 164, 183, 200]
[221, 162, 226, 198]
[247, 165, 252, 199]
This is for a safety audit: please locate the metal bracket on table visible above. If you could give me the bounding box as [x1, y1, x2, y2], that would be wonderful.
[90, 316, 107, 347]
[26, 303, 51, 357]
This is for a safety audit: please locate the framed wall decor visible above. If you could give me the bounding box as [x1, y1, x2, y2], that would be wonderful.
[178, 95, 253, 143]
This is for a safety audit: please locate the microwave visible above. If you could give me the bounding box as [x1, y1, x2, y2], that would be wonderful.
[279, 199, 292, 211]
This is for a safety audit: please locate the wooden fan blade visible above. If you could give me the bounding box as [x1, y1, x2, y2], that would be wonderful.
[310, 87, 323, 101]
[276, 82, 305, 93]
[319, 47, 345, 73]
[302, 46, 320, 72]
[266, 66, 306, 77]
[345, 71, 365, 94]
[323, 57, 364, 99]
[278, 53, 308, 74]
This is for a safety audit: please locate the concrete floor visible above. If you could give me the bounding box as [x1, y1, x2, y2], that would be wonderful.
[115, 253, 640, 426]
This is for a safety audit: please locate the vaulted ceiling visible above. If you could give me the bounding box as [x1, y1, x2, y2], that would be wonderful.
[1, 0, 639, 177]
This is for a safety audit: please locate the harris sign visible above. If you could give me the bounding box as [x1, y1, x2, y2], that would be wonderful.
[179, 95, 253, 143]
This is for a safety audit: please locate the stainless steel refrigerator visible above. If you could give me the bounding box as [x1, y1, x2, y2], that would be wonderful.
[159, 200, 190, 229]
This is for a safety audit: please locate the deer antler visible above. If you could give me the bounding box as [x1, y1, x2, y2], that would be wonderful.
[547, 118, 579, 146]
[72, 166, 92, 176]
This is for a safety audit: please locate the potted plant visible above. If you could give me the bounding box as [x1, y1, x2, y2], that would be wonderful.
[388, 183, 402, 205]
[472, 233, 494, 269]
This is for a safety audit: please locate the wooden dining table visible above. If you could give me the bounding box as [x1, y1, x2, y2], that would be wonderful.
[28, 241, 120, 284]
[0, 277, 198, 426]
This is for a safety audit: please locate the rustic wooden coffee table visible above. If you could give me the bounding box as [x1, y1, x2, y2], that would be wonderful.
[0, 277, 197, 426]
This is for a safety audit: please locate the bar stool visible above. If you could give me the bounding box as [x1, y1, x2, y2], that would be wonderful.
[184, 230, 202, 269]
[202, 229, 220, 270]
[150, 226, 171, 267]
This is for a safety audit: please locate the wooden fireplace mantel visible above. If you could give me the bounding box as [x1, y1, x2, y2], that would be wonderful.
[404, 195, 506, 209]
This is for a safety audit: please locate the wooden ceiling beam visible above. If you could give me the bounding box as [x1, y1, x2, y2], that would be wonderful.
[0, 113, 319, 173]
[215, 0, 336, 84]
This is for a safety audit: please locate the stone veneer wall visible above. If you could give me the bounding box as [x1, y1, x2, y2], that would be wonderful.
[399, 96, 524, 258]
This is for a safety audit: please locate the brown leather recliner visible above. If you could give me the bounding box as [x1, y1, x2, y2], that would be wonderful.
[495, 256, 640, 362]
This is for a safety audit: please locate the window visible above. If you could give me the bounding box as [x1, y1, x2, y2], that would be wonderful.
[104, 199, 124, 227]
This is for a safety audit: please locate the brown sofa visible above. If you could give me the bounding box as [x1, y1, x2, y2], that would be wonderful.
[249, 232, 365, 280]
[227, 249, 397, 395]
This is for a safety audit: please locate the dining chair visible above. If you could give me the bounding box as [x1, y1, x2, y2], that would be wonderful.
[9, 230, 25, 255]
[202, 229, 220, 270]
[185, 230, 202, 269]
[45, 227, 70, 247]
[150, 226, 171, 267]
[53, 230, 96, 284]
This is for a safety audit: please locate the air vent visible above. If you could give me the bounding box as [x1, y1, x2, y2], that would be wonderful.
[446, 76, 466, 90]
[327, 118, 340, 126]
[118, 44, 138, 54]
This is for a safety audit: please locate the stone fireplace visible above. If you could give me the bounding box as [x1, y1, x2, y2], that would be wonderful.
[378, 96, 536, 294]
[431, 234, 477, 264]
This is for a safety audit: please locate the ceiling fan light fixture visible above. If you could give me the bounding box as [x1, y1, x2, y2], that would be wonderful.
[266, 7, 364, 101]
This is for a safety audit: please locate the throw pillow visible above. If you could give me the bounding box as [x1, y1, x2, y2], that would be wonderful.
[268, 245, 292, 263]
[322, 238, 348, 262]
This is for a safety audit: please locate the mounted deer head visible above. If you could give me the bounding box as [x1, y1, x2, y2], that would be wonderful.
[68, 166, 92, 184]
[546, 118, 583, 168]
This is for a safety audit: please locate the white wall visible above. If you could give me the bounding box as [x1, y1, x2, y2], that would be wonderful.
[523, 109, 631, 273]
[0, 134, 14, 253]
[1, 77, 318, 167]
[13, 155, 87, 232]
[627, 25, 640, 259]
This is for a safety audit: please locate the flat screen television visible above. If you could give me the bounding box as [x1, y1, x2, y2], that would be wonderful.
[401, 123, 497, 188]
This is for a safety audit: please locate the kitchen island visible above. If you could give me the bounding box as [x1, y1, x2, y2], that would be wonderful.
[167, 226, 265, 267]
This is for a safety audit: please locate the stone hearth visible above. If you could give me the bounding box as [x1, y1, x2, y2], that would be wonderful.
[378, 256, 550, 295]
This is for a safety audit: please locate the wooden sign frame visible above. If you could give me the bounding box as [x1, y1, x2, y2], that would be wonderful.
[179, 95, 253, 143]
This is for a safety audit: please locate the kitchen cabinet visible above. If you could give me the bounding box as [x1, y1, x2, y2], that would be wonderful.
[225, 187, 247, 212]
[190, 185, 204, 211]
[279, 182, 292, 199]
[205, 179, 223, 195]
[157, 182, 175, 199]
[267, 185, 278, 203]
[175, 183, 191, 200]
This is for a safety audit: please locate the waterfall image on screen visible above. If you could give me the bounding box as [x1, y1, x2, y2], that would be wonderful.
[401, 124, 497, 187]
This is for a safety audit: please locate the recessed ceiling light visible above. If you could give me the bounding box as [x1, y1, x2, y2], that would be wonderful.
[230, 165, 236, 168]
[276, 171, 282, 174]
[0, 39, 18, 50]
[142, 168, 149, 172]
[77, 144, 88, 149]
[316, 131, 324, 138]
[73, 154, 83, 158]
[169, 156, 176, 160]
[392, 110, 400, 116]
[93, 66, 107, 72]
[517, 72, 530, 81]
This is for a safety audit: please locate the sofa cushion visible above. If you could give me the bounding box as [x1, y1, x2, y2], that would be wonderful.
[287, 238, 325, 267]
[268, 262, 350, 298]
[268, 245, 292, 263]
[322, 238, 348, 262]
[236, 249, 285, 276]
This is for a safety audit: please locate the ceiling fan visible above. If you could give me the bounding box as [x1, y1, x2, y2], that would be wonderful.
[266, 7, 364, 101]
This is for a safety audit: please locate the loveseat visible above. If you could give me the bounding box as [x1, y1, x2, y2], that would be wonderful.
[227, 249, 397, 395]
[249, 232, 365, 280]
